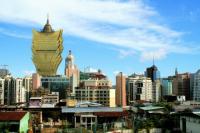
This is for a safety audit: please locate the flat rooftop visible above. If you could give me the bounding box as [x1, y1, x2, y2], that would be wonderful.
[62, 107, 123, 113]
[139, 106, 164, 111]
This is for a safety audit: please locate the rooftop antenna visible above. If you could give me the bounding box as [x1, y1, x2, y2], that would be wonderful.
[153, 55, 155, 66]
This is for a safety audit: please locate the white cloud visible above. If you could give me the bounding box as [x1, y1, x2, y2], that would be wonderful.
[113, 70, 120, 76]
[0, 0, 195, 60]
[140, 49, 167, 61]
[84, 67, 98, 73]
[23, 70, 35, 76]
[0, 27, 31, 39]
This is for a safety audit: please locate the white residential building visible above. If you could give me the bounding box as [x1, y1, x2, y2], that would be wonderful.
[23, 76, 32, 102]
[13, 78, 26, 104]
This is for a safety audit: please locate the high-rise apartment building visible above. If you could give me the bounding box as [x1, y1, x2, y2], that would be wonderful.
[116, 72, 126, 107]
[23, 76, 32, 103]
[12, 78, 26, 104]
[32, 18, 63, 76]
[3, 75, 15, 105]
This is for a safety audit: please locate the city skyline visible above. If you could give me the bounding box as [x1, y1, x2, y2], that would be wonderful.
[1, 0, 200, 83]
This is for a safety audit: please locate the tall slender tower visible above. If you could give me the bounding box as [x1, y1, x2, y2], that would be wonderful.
[32, 17, 63, 76]
[65, 50, 79, 95]
[116, 72, 126, 107]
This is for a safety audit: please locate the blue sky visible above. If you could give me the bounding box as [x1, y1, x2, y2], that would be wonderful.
[0, 0, 200, 83]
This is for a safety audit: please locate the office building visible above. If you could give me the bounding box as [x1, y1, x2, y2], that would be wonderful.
[32, 17, 63, 76]
[41, 76, 70, 99]
[116, 72, 126, 107]
[173, 71, 191, 100]
[161, 78, 173, 96]
[145, 64, 160, 82]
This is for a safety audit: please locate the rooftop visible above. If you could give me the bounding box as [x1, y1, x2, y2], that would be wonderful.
[139, 106, 164, 111]
[0, 111, 27, 121]
[62, 107, 123, 113]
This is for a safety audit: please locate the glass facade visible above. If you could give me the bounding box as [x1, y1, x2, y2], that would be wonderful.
[161, 78, 172, 96]
[41, 76, 70, 99]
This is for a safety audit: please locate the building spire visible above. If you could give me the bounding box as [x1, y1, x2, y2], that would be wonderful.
[42, 14, 53, 33]
[47, 13, 49, 24]
[175, 67, 178, 76]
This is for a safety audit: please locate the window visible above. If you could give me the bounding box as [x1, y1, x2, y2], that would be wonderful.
[92, 117, 95, 122]
[83, 117, 86, 122]
[137, 88, 142, 94]
[136, 95, 140, 100]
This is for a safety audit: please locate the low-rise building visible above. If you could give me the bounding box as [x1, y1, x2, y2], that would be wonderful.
[180, 113, 200, 133]
[0, 111, 30, 132]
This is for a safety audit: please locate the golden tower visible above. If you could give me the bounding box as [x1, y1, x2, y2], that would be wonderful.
[32, 17, 63, 76]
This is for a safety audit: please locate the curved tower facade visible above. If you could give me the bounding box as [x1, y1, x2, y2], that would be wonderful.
[32, 18, 63, 76]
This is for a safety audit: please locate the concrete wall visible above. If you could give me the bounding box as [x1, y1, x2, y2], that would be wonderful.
[180, 116, 200, 133]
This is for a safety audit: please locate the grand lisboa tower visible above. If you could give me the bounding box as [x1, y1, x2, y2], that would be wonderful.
[32, 17, 63, 76]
